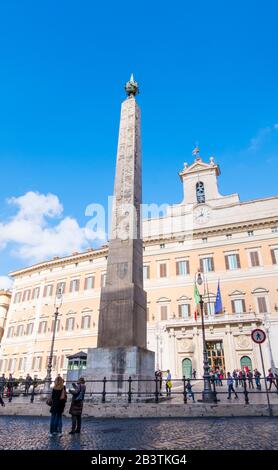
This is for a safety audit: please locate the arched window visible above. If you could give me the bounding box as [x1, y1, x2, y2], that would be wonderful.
[182, 358, 192, 379]
[240, 356, 252, 372]
[196, 181, 205, 203]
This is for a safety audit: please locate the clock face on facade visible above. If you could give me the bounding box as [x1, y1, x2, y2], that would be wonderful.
[194, 205, 211, 224]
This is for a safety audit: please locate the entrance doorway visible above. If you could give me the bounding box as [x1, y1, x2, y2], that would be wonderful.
[182, 358, 192, 379]
[240, 356, 252, 372]
[206, 341, 225, 371]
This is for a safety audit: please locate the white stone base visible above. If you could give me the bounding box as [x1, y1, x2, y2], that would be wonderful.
[84, 346, 155, 400]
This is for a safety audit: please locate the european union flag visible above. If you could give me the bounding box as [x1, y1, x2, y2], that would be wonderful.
[215, 280, 223, 314]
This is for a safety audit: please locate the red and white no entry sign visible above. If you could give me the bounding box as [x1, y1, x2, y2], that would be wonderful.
[251, 328, 266, 344]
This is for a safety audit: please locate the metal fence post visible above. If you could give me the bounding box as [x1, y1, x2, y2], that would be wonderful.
[155, 376, 159, 403]
[128, 376, 132, 403]
[183, 376, 187, 404]
[102, 377, 107, 403]
[243, 378, 249, 404]
[213, 379, 218, 403]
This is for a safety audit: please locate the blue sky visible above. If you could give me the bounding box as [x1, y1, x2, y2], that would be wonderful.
[0, 0, 278, 286]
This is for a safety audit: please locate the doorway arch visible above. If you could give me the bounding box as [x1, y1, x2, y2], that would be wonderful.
[182, 358, 192, 379]
[240, 356, 252, 372]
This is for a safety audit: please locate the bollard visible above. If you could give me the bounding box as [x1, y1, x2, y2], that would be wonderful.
[30, 385, 35, 403]
[155, 376, 159, 403]
[213, 379, 218, 403]
[243, 378, 249, 404]
[128, 376, 132, 403]
[102, 377, 107, 403]
[183, 376, 187, 404]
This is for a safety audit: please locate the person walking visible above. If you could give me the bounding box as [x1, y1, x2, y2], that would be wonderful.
[155, 369, 163, 395]
[267, 369, 278, 391]
[227, 372, 238, 399]
[165, 370, 172, 397]
[186, 380, 195, 402]
[0, 374, 6, 401]
[69, 377, 86, 434]
[49, 376, 67, 437]
[232, 370, 238, 388]
[24, 374, 32, 395]
[192, 369, 196, 380]
[254, 369, 262, 390]
[247, 371, 254, 389]
[7, 374, 14, 402]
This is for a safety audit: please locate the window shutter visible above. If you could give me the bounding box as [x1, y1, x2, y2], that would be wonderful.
[161, 306, 167, 320]
[178, 304, 182, 317]
[225, 255, 229, 270]
[32, 357, 35, 370]
[66, 318, 69, 330]
[188, 304, 191, 315]
[200, 259, 204, 273]
[38, 322, 41, 334]
[70, 281, 73, 292]
[43, 286, 47, 297]
[211, 257, 215, 271]
[186, 260, 190, 274]
[81, 317, 84, 329]
[236, 254, 241, 268]
[271, 249, 276, 265]
[76, 279, 80, 291]
[176, 262, 179, 275]
[258, 297, 267, 313]
[84, 278, 88, 290]
[231, 300, 235, 313]
[160, 263, 166, 277]
[242, 299, 246, 312]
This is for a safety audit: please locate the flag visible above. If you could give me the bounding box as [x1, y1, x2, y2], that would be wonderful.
[215, 280, 223, 314]
[194, 284, 200, 321]
[192, 146, 200, 156]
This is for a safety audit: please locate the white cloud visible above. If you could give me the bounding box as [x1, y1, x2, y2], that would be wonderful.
[0, 191, 107, 268]
[0, 276, 13, 290]
[247, 123, 278, 152]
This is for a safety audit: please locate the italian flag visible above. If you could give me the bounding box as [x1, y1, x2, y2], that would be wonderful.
[194, 284, 200, 321]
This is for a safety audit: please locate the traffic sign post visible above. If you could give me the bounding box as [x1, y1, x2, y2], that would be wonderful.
[251, 328, 272, 416]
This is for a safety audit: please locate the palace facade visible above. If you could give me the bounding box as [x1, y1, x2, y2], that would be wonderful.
[1, 156, 278, 379]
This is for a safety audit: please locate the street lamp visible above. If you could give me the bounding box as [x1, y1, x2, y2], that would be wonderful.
[263, 311, 277, 374]
[195, 272, 216, 403]
[44, 288, 63, 393]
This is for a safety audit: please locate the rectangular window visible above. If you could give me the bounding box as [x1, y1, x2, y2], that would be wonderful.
[160, 244, 165, 249]
[51, 319, 60, 333]
[226, 234, 232, 239]
[176, 260, 190, 276]
[32, 287, 40, 299]
[178, 304, 191, 319]
[57, 282, 66, 295]
[43, 284, 53, 297]
[11, 358, 17, 372]
[257, 297, 267, 314]
[26, 323, 34, 335]
[271, 248, 278, 265]
[7, 327, 14, 338]
[70, 279, 80, 293]
[200, 257, 214, 273]
[271, 227, 278, 233]
[202, 237, 208, 243]
[85, 276, 95, 290]
[248, 231, 254, 237]
[14, 292, 22, 303]
[160, 305, 168, 320]
[16, 324, 24, 336]
[33, 357, 42, 371]
[143, 265, 150, 280]
[38, 321, 47, 334]
[225, 254, 240, 270]
[231, 299, 246, 314]
[250, 251, 260, 267]
[159, 263, 167, 278]
[101, 273, 107, 287]
[81, 315, 91, 329]
[204, 302, 216, 316]
[66, 317, 75, 331]
[22, 290, 31, 302]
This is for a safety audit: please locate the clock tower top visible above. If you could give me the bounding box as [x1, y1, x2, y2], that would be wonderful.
[179, 154, 239, 207]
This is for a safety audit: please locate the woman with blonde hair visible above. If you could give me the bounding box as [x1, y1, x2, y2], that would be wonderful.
[48, 376, 67, 437]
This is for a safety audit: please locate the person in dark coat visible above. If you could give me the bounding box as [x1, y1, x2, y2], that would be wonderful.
[69, 377, 86, 434]
[49, 376, 67, 436]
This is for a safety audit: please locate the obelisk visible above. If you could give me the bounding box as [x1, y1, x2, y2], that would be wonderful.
[85, 75, 155, 397]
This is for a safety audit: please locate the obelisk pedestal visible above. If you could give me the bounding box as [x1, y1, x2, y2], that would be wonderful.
[85, 76, 155, 399]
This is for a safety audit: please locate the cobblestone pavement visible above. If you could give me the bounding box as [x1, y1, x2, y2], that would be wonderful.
[0, 416, 277, 450]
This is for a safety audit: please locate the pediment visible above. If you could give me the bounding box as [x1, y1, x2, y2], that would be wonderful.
[177, 295, 191, 302]
[179, 158, 220, 179]
[156, 297, 171, 303]
[229, 290, 245, 297]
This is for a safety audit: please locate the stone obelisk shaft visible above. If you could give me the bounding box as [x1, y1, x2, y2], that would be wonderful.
[97, 95, 147, 349]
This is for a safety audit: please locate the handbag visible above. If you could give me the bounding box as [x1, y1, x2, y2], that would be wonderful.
[60, 387, 67, 401]
[46, 397, 53, 406]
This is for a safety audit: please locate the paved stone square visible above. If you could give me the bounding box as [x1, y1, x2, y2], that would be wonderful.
[0, 416, 277, 450]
